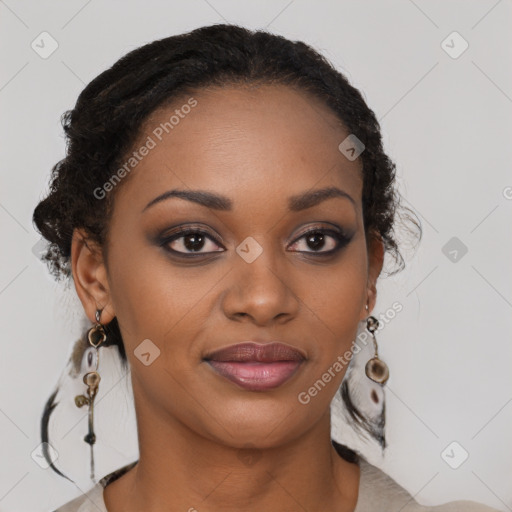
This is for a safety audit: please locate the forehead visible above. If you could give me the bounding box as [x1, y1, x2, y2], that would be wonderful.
[114, 84, 363, 211]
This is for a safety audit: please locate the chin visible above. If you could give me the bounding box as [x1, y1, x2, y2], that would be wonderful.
[203, 401, 312, 447]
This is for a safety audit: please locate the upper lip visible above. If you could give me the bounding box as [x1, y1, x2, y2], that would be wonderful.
[204, 342, 306, 363]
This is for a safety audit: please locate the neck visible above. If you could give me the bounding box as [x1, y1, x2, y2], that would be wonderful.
[104, 388, 360, 512]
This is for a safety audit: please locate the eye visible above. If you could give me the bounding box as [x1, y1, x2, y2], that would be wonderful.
[158, 224, 352, 258]
[161, 227, 224, 256]
[288, 227, 351, 255]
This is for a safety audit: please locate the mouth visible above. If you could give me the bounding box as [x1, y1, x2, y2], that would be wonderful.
[203, 342, 306, 391]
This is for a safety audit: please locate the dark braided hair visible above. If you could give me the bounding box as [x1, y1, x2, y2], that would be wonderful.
[33, 23, 421, 472]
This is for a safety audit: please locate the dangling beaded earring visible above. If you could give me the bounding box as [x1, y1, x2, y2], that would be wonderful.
[364, 304, 390, 385]
[74, 308, 106, 482]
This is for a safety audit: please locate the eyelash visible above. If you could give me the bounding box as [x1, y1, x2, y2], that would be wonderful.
[159, 225, 352, 258]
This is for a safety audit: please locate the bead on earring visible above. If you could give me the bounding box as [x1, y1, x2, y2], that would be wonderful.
[74, 308, 106, 482]
[364, 304, 390, 385]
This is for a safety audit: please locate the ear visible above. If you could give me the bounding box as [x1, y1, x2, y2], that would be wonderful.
[71, 228, 115, 324]
[360, 231, 385, 320]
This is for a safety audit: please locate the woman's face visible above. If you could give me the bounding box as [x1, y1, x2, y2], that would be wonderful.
[75, 83, 383, 449]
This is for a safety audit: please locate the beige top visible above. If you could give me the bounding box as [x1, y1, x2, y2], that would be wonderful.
[53, 458, 500, 512]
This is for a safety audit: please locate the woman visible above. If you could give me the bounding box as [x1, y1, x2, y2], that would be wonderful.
[33, 23, 499, 512]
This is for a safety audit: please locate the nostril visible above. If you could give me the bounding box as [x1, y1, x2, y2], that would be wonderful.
[371, 389, 379, 404]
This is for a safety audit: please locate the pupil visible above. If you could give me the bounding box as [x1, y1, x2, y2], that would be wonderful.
[184, 234, 204, 251]
[307, 232, 324, 250]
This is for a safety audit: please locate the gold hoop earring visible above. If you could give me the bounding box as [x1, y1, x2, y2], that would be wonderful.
[74, 308, 106, 482]
[364, 306, 390, 385]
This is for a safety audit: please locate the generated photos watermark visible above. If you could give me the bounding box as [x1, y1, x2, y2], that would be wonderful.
[297, 301, 402, 405]
[93, 97, 198, 200]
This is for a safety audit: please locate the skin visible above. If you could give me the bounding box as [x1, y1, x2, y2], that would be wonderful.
[72, 83, 384, 512]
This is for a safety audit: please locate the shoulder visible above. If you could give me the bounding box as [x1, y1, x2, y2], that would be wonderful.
[427, 503, 501, 512]
[355, 458, 500, 512]
[53, 461, 137, 512]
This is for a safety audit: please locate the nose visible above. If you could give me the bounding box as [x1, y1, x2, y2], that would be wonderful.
[221, 247, 300, 326]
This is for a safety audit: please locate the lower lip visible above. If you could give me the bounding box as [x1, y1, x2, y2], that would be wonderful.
[206, 360, 303, 391]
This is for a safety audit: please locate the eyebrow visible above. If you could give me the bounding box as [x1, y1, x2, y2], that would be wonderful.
[141, 186, 355, 213]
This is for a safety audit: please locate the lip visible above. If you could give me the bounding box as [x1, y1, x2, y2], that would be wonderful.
[204, 342, 306, 391]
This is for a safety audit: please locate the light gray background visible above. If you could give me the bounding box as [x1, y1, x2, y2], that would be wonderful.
[1, 1, 511, 511]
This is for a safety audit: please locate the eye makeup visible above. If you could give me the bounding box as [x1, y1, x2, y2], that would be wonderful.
[152, 221, 355, 261]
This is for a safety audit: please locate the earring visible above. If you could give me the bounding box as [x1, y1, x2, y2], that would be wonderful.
[364, 304, 390, 385]
[74, 308, 106, 482]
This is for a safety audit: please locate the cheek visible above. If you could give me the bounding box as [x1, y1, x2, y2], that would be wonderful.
[306, 247, 367, 343]
[107, 245, 215, 354]
[298, 264, 367, 405]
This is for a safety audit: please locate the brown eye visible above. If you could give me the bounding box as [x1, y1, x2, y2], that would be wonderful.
[288, 228, 351, 255]
[161, 228, 224, 256]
